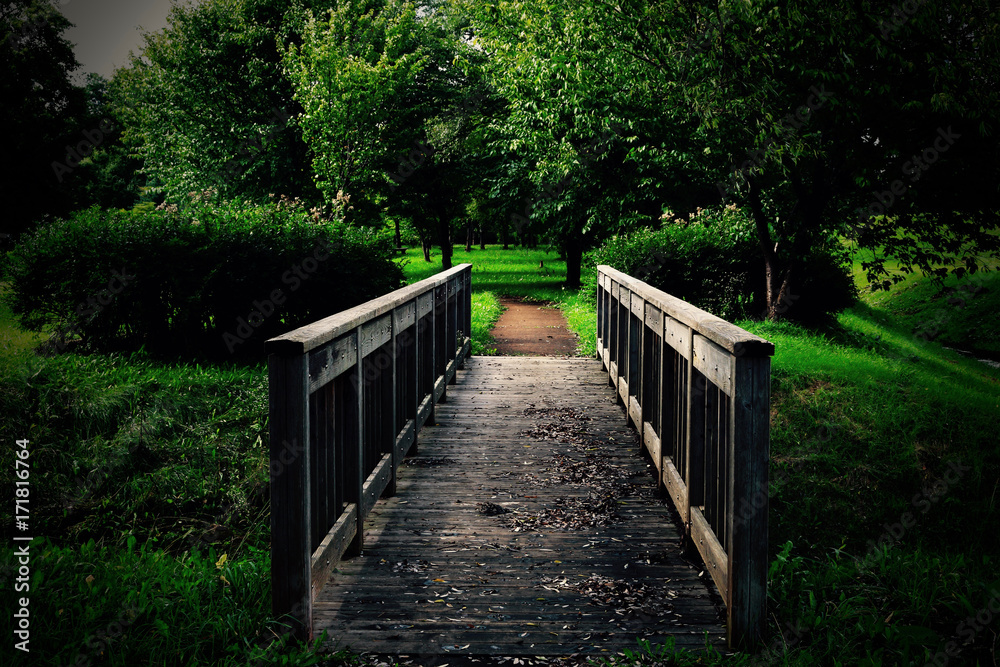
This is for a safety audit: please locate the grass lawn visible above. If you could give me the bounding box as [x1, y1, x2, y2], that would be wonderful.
[1, 243, 997, 666]
[397, 245, 596, 355]
[848, 245, 1000, 358]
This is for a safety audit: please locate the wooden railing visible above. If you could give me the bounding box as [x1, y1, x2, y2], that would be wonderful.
[596, 265, 774, 650]
[266, 264, 472, 637]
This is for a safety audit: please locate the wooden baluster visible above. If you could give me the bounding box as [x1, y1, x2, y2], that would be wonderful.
[347, 328, 364, 557]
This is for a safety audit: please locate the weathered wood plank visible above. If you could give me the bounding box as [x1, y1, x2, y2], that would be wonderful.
[310, 503, 358, 596]
[307, 334, 356, 393]
[598, 265, 773, 356]
[727, 355, 771, 649]
[693, 334, 735, 398]
[312, 357, 726, 657]
[359, 314, 392, 358]
[691, 506, 729, 603]
[266, 264, 471, 355]
[361, 453, 393, 517]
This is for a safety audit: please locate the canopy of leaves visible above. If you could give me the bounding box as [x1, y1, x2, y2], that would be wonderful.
[283, 0, 432, 217]
[466, 0, 1000, 310]
[110, 0, 324, 205]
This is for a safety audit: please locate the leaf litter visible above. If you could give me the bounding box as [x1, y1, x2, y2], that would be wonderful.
[490, 407, 640, 532]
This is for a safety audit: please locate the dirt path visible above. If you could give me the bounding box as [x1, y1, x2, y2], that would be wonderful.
[490, 298, 579, 355]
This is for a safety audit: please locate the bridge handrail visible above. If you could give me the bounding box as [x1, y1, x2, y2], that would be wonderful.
[266, 263, 472, 638]
[596, 265, 773, 650]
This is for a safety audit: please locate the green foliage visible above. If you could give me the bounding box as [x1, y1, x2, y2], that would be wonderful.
[470, 291, 503, 355]
[283, 0, 431, 214]
[70, 74, 146, 211]
[584, 206, 855, 322]
[3, 198, 404, 358]
[849, 251, 1000, 357]
[109, 0, 321, 204]
[284, 0, 492, 270]
[559, 290, 596, 357]
[0, 350, 269, 549]
[466, 0, 1000, 314]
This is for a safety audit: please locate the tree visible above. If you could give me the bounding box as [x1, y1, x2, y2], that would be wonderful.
[467, 0, 1000, 316]
[464, 0, 657, 287]
[283, 0, 432, 220]
[284, 0, 492, 268]
[70, 74, 144, 209]
[1, 0, 87, 237]
[110, 0, 325, 206]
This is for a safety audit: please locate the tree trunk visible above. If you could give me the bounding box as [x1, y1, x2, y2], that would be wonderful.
[501, 223, 509, 250]
[394, 218, 401, 248]
[747, 179, 787, 320]
[479, 223, 486, 250]
[465, 218, 473, 252]
[422, 240, 431, 262]
[439, 215, 452, 270]
[565, 241, 583, 289]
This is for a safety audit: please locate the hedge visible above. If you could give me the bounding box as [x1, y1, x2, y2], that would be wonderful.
[583, 206, 855, 322]
[3, 200, 405, 358]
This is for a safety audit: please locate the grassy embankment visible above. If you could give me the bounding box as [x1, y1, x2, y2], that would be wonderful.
[1, 246, 998, 665]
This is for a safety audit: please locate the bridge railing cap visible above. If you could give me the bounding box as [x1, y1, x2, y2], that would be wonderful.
[598, 264, 774, 357]
[266, 263, 472, 356]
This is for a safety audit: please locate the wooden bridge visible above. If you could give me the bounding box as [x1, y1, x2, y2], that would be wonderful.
[266, 264, 774, 659]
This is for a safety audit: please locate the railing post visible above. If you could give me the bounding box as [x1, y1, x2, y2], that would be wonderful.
[466, 267, 472, 346]
[268, 351, 312, 639]
[387, 315, 399, 497]
[435, 283, 447, 404]
[459, 269, 470, 366]
[448, 276, 458, 383]
[596, 270, 605, 361]
[347, 328, 364, 557]
[727, 352, 771, 649]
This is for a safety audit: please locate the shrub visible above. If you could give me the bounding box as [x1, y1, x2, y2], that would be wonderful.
[584, 205, 855, 322]
[3, 198, 404, 358]
[584, 205, 763, 320]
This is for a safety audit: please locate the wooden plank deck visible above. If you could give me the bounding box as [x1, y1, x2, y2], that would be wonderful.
[313, 356, 727, 660]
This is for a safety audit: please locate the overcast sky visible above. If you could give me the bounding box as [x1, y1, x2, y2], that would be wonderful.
[58, 0, 182, 80]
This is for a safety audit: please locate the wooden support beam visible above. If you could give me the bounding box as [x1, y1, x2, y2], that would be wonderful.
[727, 354, 771, 649]
[268, 352, 312, 639]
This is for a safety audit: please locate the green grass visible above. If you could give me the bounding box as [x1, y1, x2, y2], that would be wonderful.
[0, 282, 43, 356]
[398, 245, 571, 301]
[0, 349, 300, 665]
[470, 291, 504, 355]
[398, 245, 591, 355]
[743, 312, 1000, 665]
[849, 246, 1000, 357]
